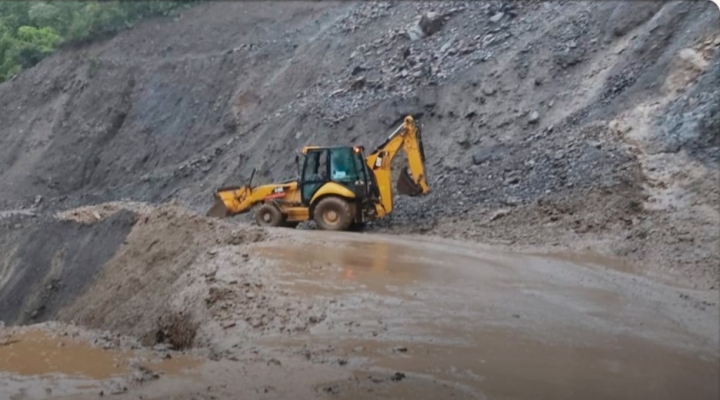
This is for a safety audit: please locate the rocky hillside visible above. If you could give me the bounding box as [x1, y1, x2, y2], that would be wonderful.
[0, 1, 718, 288]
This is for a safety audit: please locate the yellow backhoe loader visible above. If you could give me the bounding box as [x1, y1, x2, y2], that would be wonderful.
[207, 115, 429, 231]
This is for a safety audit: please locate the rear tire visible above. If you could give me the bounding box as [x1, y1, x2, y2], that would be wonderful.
[313, 197, 354, 231]
[255, 203, 283, 227]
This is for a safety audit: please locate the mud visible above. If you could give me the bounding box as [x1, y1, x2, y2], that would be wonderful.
[0, 328, 199, 379]
[249, 229, 718, 400]
[0, 324, 202, 399]
[0, 204, 717, 399]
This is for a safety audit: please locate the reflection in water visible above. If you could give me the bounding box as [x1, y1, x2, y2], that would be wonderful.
[256, 239, 429, 293]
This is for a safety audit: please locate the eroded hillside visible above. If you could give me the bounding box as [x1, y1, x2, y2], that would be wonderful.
[0, 1, 718, 287]
[0, 3, 719, 398]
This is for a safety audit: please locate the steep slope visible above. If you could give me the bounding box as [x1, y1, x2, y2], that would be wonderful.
[0, 1, 718, 288]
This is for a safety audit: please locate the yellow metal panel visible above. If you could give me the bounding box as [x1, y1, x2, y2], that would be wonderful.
[216, 181, 300, 215]
[285, 207, 310, 222]
[285, 185, 301, 203]
[310, 182, 356, 204]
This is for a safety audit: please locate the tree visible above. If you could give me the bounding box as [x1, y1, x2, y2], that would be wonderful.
[0, 1, 196, 83]
[28, 2, 64, 32]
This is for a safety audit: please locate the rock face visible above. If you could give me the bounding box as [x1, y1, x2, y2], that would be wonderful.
[406, 9, 459, 40]
[607, 1, 665, 38]
[472, 145, 507, 165]
[528, 111, 540, 124]
[489, 12, 504, 23]
[418, 12, 445, 37]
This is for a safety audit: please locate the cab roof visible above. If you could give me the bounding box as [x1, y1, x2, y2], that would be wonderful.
[301, 145, 364, 154]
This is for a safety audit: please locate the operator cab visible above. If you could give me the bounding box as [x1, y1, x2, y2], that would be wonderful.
[298, 146, 376, 206]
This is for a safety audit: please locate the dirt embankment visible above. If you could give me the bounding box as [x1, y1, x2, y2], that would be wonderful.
[0, 211, 135, 325]
[0, 2, 717, 279]
[1, 202, 330, 355]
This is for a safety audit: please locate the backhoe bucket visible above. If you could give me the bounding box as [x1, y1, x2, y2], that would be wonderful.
[396, 167, 423, 196]
[206, 198, 230, 218]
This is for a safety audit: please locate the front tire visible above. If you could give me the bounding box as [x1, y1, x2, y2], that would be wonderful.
[255, 203, 284, 227]
[313, 197, 354, 231]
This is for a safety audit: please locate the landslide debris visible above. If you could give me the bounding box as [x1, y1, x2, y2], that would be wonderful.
[0, 1, 717, 289]
[2, 202, 327, 352]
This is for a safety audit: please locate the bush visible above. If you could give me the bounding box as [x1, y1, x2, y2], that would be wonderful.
[0, 1, 196, 82]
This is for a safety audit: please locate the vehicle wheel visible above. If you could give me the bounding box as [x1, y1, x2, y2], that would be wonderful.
[313, 197, 354, 231]
[255, 203, 283, 227]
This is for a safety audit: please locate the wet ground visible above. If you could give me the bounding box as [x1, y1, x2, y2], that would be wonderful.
[252, 231, 719, 400]
[0, 229, 718, 399]
[0, 327, 202, 398]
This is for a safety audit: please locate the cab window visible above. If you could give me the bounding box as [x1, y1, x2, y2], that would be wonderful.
[302, 150, 328, 182]
[330, 148, 359, 182]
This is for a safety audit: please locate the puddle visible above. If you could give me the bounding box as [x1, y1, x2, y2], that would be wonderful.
[254, 240, 432, 295]
[271, 325, 720, 400]
[379, 328, 720, 400]
[0, 329, 201, 380]
[532, 250, 642, 275]
[253, 238, 510, 297]
[0, 330, 129, 379]
[325, 369, 479, 400]
[254, 234, 718, 400]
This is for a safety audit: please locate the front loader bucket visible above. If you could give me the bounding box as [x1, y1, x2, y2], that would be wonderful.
[208, 185, 253, 218]
[206, 197, 230, 218]
[396, 167, 423, 196]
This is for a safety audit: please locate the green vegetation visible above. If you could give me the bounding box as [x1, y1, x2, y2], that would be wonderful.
[0, 1, 195, 82]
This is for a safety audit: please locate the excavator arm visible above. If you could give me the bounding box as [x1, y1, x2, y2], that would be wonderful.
[365, 115, 430, 217]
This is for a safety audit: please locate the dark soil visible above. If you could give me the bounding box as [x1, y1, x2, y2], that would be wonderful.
[147, 311, 199, 350]
[0, 211, 136, 325]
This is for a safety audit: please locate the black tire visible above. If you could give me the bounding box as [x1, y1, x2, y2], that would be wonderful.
[281, 221, 300, 229]
[349, 221, 366, 232]
[255, 203, 284, 227]
[313, 197, 354, 231]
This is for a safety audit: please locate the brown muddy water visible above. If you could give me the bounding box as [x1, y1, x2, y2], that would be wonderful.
[0, 329, 201, 379]
[252, 230, 719, 400]
[0, 328, 202, 399]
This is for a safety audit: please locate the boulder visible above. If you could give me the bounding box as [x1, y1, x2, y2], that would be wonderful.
[406, 11, 446, 40]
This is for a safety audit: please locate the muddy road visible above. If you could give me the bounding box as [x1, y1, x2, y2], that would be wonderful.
[0, 218, 717, 400]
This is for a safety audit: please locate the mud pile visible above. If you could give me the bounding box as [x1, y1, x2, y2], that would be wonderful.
[1, 202, 326, 351]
